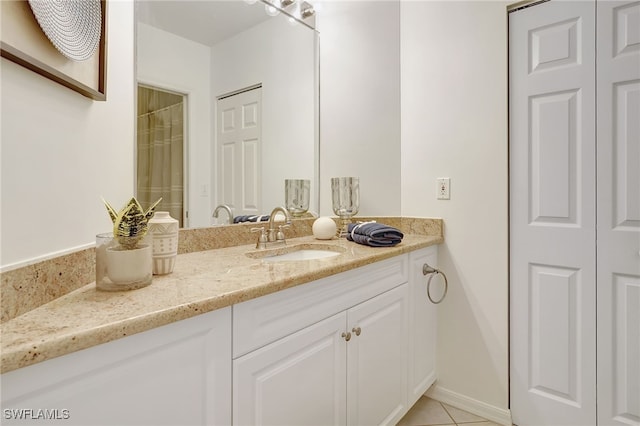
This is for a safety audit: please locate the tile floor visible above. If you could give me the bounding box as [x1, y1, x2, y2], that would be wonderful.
[398, 396, 501, 426]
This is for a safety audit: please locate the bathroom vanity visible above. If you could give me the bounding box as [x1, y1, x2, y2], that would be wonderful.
[1, 232, 441, 426]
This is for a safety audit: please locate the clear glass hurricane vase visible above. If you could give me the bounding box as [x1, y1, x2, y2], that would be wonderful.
[331, 177, 359, 237]
[285, 179, 311, 217]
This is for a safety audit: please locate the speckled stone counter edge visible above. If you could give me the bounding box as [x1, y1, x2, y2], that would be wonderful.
[1, 217, 442, 374]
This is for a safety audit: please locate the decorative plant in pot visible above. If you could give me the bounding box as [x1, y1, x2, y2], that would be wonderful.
[99, 197, 162, 290]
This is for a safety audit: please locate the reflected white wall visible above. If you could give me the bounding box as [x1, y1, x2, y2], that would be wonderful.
[136, 22, 212, 228]
[211, 16, 316, 216]
[318, 1, 402, 217]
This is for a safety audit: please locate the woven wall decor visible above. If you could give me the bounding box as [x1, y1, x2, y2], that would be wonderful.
[28, 0, 102, 62]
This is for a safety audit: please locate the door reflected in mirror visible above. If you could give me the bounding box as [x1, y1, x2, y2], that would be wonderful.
[217, 86, 262, 219]
[136, 85, 185, 227]
[135, 0, 319, 228]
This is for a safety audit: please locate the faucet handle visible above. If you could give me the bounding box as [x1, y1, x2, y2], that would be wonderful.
[276, 224, 291, 242]
[251, 227, 268, 249]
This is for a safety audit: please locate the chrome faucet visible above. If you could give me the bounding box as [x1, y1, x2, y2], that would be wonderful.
[267, 206, 292, 243]
[251, 206, 292, 248]
[212, 204, 233, 225]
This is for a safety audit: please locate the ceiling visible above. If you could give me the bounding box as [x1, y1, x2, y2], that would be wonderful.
[136, 0, 272, 46]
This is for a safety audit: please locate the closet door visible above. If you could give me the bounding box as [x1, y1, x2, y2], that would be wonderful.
[217, 87, 262, 217]
[509, 1, 597, 425]
[596, 2, 640, 425]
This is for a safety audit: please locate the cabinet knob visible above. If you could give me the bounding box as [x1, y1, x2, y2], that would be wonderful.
[352, 327, 361, 336]
[341, 332, 352, 342]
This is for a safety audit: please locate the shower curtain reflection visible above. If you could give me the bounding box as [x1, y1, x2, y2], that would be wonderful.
[136, 86, 185, 227]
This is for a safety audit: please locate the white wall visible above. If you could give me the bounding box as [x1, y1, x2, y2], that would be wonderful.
[401, 0, 509, 413]
[136, 23, 212, 228]
[0, 1, 135, 270]
[211, 16, 317, 216]
[320, 0, 509, 415]
[318, 1, 401, 217]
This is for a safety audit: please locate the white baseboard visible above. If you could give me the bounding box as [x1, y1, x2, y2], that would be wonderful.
[426, 384, 513, 426]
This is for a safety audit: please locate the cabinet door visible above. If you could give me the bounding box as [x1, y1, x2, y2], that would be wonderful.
[233, 312, 347, 426]
[347, 284, 409, 426]
[408, 247, 438, 405]
[1, 308, 232, 426]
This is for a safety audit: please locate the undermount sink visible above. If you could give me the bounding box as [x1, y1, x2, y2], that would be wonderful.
[246, 244, 345, 262]
[263, 249, 342, 262]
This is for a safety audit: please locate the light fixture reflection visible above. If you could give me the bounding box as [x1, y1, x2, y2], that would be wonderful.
[265, 3, 279, 16]
[300, 4, 315, 19]
[259, 0, 316, 28]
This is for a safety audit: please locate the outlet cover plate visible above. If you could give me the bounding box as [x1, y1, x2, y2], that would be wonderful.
[437, 177, 450, 200]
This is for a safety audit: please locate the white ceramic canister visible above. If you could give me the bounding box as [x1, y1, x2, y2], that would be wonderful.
[148, 211, 179, 275]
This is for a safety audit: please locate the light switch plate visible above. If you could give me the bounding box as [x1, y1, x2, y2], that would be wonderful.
[437, 178, 450, 200]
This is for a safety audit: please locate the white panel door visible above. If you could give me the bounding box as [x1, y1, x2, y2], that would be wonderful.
[509, 2, 597, 425]
[596, 2, 640, 425]
[347, 284, 409, 426]
[233, 312, 347, 426]
[216, 88, 261, 217]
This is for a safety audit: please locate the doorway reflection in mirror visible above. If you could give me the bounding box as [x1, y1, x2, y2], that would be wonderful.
[136, 85, 185, 227]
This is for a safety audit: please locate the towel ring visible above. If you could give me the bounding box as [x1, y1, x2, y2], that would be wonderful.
[422, 263, 448, 304]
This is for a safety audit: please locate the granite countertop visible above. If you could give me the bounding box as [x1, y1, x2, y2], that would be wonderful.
[0, 233, 442, 374]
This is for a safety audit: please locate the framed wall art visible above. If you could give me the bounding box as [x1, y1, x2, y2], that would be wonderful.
[0, 0, 107, 101]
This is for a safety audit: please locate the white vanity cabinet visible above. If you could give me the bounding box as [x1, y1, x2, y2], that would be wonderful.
[0, 308, 232, 426]
[346, 284, 409, 425]
[233, 310, 348, 425]
[407, 246, 438, 406]
[232, 250, 438, 426]
[233, 285, 409, 426]
[1, 245, 439, 426]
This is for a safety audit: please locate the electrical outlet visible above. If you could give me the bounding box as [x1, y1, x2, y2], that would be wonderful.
[437, 178, 450, 200]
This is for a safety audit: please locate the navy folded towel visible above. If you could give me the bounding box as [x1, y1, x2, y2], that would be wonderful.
[233, 215, 270, 224]
[346, 222, 404, 247]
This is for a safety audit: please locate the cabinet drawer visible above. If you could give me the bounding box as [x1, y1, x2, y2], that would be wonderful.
[233, 254, 408, 358]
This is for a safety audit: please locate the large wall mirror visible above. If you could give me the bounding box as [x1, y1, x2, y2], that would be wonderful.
[135, 0, 319, 228]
